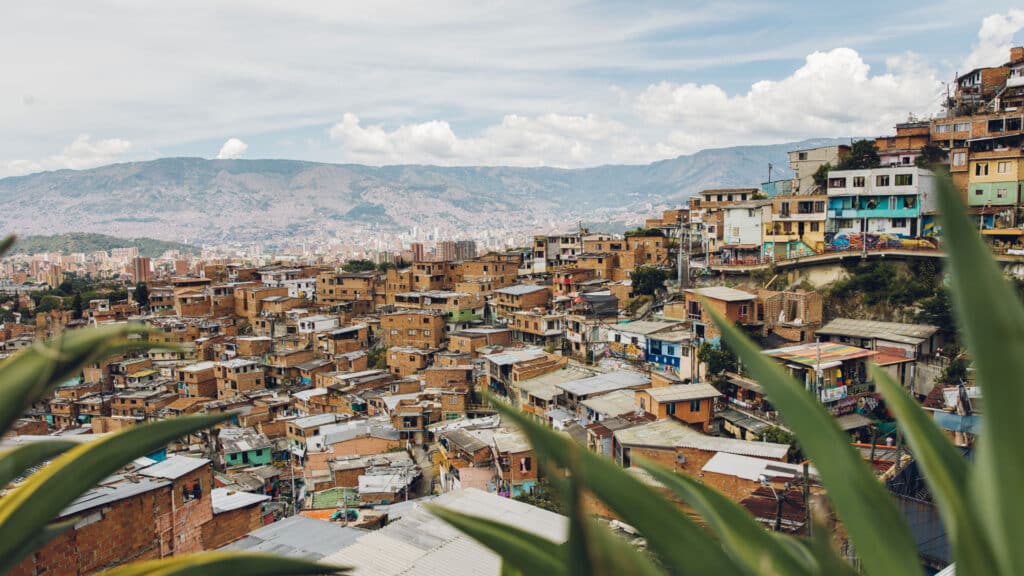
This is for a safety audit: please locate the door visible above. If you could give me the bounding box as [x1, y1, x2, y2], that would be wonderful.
[910, 219, 918, 237]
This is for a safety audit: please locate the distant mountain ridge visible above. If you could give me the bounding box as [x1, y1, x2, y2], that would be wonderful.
[0, 138, 851, 243]
[11, 233, 198, 257]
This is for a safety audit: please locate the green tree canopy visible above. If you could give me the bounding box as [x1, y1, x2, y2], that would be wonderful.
[838, 139, 881, 170]
[342, 259, 377, 273]
[134, 282, 150, 307]
[631, 266, 669, 296]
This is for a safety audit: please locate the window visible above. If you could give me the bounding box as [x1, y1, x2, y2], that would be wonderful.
[876, 175, 890, 186]
[901, 156, 911, 165]
[798, 152, 808, 160]
[852, 176, 865, 187]
[828, 177, 847, 188]
[424, 329, 431, 336]
[892, 219, 907, 227]
[1008, 118, 1023, 132]
[614, 333, 621, 343]
[739, 304, 749, 316]
[895, 174, 913, 186]
[666, 402, 676, 415]
[935, 124, 951, 133]
[810, 222, 820, 232]
[182, 479, 203, 502]
[998, 162, 1010, 174]
[689, 399, 702, 412]
[976, 163, 989, 176]
[813, 201, 825, 212]
[954, 122, 971, 132]
[408, 329, 415, 335]
[953, 152, 966, 166]
[997, 188, 1008, 199]
[390, 329, 398, 335]
[975, 189, 984, 196]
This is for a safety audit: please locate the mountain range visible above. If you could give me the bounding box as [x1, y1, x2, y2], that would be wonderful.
[0, 138, 851, 244]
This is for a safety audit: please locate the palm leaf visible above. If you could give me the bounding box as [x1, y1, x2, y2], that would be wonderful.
[0, 324, 152, 435]
[637, 457, 814, 575]
[0, 439, 77, 487]
[98, 552, 347, 575]
[0, 413, 232, 569]
[0, 235, 14, 258]
[870, 364, 995, 574]
[936, 164, 1024, 574]
[707, 305, 921, 576]
[488, 398, 740, 575]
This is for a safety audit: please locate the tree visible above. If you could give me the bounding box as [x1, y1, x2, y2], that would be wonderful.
[71, 292, 83, 320]
[838, 139, 881, 170]
[697, 340, 737, 378]
[631, 266, 669, 296]
[916, 287, 955, 340]
[812, 162, 832, 188]
[368, 347, 388, 369]
[916, 143, 948, 167]
[624, 227, 664, 238]
[35, 295, 63, 314]
[761, 426, 802, 461]
[342, 259, 377, 273]
[134, 282, 150, 308]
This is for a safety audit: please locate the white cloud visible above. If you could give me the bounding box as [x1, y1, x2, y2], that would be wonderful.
[329, 112, 626, 167]
[962, 9, 1024, 71]
[1, 134, 132, 177]
[634, 48, 943, 154]
[216, 138, 249, 159]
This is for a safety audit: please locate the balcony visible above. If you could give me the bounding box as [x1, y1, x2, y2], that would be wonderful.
[828, 209, 858, 219]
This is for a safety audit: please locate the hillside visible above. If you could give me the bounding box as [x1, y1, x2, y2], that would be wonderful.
[0, 138, 850, 242]
[11, 233, 198, 257]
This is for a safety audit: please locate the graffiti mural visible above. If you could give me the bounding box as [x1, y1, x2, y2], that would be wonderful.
[608, 341, 645, 361]
[823, 232, 939, 252]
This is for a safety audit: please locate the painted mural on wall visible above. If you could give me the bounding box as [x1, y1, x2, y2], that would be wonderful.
[608, 341, 645, 361]
[824, 232, 939, 252]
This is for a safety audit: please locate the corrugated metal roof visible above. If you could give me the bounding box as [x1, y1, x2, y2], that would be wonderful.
[608, 320, 682, 336]
[139, 455, 210, 480]
[513, 367, 590, 401]
[645, 383, 721, 402]
[60, 475, 171, 518]
[614, 419, 789, 459]
[685, 286, 757, 302]
[701, 452, 811, 482]
[211, 488, 270, 513]
[322, 488, 567, 575]
[220, 515, 366, 560]
[580, 389, 636, 417]
[556, 370, 649, 397]
[494, 284, 548, 296]
[817, 318, 939, 343]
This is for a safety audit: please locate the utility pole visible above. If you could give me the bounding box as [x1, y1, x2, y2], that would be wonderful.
[677, 224, 688, 289]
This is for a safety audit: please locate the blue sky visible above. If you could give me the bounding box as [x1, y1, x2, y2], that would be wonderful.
[1, 1, 1021, 175]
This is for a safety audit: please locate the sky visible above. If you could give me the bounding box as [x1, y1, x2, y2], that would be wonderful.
[1, 2, 1022, 177]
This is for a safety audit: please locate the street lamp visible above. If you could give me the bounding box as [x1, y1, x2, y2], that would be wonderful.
[759, 475, 786, 532]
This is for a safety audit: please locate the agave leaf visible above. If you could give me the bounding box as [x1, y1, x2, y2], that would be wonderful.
[426, 505, 566, 575]
[488, 398, 740, 575]
[0, 439, 78, 488]
[637, 457, 813, 576]
[562, 445, 593, 576]
[500, 562, 524, 576]
[0, 235, 14, 258]
[0, 519, 76, 575]
[97, 552, 347, 575]
[583, 518, 664, 576]
[936, 166, 1024, 574]
[707, 305, 921, 576]
[805, 519, 858, 576]
[0, 413, 232, 563]
[0, 324, 153, 435]
[870, 364, 995, 574]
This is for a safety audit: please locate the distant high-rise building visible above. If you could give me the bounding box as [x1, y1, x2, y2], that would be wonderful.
[410, 242, 425, 262]
[455, 240, 477, 260]
[131, 256, 152, 284]
[436, 241, 457, 261]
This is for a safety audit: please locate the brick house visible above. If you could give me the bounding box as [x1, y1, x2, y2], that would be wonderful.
[381, 310, 447, 348]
